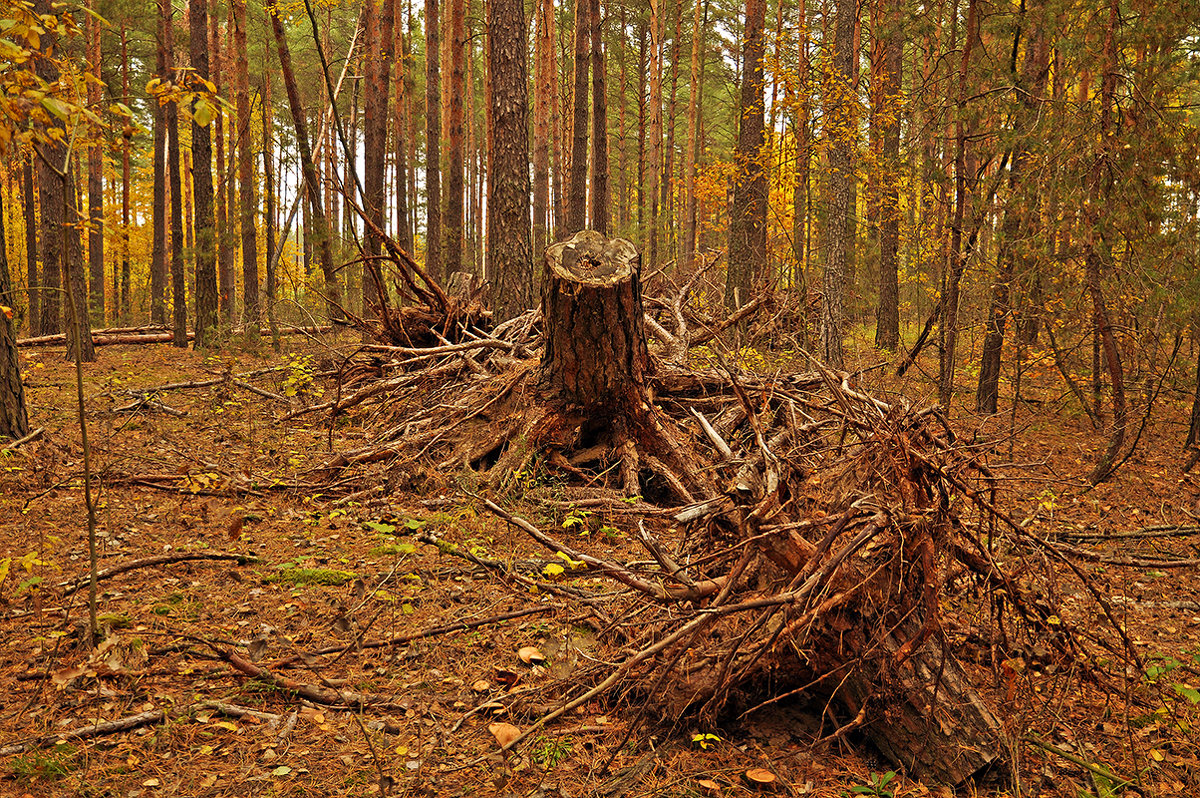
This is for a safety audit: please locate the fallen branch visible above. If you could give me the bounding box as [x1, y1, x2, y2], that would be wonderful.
[0, 709, 168, 756]
[59, 552, 260, 595]
[2, 426, 44, 452]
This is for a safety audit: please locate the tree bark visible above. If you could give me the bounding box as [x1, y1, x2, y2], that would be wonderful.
[871, 0, 902, 351]
[120, 25, 132, 321]
[32, 0, 62, 337]
[261, 54, 278, 338]
[393, 0, 413, 257]
[725, 0, 767, 310]
[444, 0, 465, 273]
[211, 3, 232, 323]
[589, 0, 609, 235]
[541, 230, 647, 413]
[566, 0, 590, 233]
[62, 160, 95, 363]
[0, 175, 28, 438]
[532, 0, 553, 256]
[233, 0, 258, 325]
[86, 0, 104, 325]
[364, 0, 396, 295]
[190, 0, 219, 346]
[22, 159, 38, 336]
[166, 8, 188, 349]
[486, 0, 533, 320]
[425, 0, 442, 283]
[269, 0, 344, 321]
[820, 0, 859, 367]
[643, 0, 663, 270]
[681, 0, 703, 273]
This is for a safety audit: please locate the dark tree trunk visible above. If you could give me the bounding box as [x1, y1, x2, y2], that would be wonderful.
[532, 0, 553, 256]
[681, 0, 703, 273]
[725, 0, 767, 310]
[33, 0, 63, 337]
[166, 17, 188, 349]
[588, 0, 608, 235]
[234, 0, 258, 325]
[871, 0, 902, 352]
[22, 159, 38, 336]
[269, 0, 343, 320]
[120, 25, 132, 321]
[487, 0, 533, 319]
[425, 0, 442, 283]
[541, 230, 647, 412]
[86, 0, 104, 325]
[262, 60, 278, 322]
[190, 0, 219, 346]
[393, 0, 413, 257]
[151, 2, 169, 327]
[212, 2, 233, 323]
[566, 0, 590, 234]
[0, 177, 27, 438]
[445, 0, 465, 272]
[364, 0, 396, 301]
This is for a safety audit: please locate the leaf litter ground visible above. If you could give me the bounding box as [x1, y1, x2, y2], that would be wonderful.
[0, 333, 1198, 797]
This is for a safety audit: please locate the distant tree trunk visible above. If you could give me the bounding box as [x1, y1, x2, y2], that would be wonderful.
[566, 0, 589, 233]
[22, 159, 38, 336]
[549, 13, 564, 239]
[86, 0, 104, 325]
[364, 0, 396, 293]
[165, 8, 188, 348]
[444, 0, 464, 274]
[532, 0, 553, 255]
[393, 0, 413, 256]
[191, 0, 219, 346]
[150, 1, 169, 327]
[644, 0, 663, 270]
[1085, 0, 1125, 485]
[937, 0, 978, 405]
[233, 0, 258, 325]
[616, 4, 629, 233]
[486, 0, 533, 319]
[211, 2, 233, 323]
[871, 0, 902, 351]
[681, 0, 703, 273]
[120, 25, 132, 320]
[224, 11, 238, 322]
[262, 68, 277, 313]
[820, 0, 858, 367]
[33, 0, 64, 337]
[661, 0, 682, 255]
[725, 0, 767, 310]
[976, 0, 1048, 413]
[0, 181, 28, 438]
[343, 80, 359, 306]
[635, 21, 647, 235]
[589, 0, 609, 235]
[269, 0, 343, 320]
[62, 160, 95, 362]
[793, 0, 809, 296]
[425, 0, 443, 282]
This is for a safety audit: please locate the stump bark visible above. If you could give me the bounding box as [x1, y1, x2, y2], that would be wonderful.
[540, 231, 648, 414]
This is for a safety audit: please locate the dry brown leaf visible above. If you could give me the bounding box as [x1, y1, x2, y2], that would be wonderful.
[488, 721, 521, 748]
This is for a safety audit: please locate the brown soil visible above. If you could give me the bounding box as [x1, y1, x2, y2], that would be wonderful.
[1, 333, 1198, 797]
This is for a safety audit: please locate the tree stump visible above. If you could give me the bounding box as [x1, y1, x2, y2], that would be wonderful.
[540, 231, 648, 414]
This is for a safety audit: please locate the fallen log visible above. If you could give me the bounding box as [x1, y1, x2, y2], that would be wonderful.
[16, 324, 334, 348]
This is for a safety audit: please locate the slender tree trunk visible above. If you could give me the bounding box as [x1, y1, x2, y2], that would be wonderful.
[224, 11, 238, 322]
[0, 180, 28, 438]
[165, 12, 188, 347]
[444, 0, 465, 274]
[589, 0, 609, 235]
[644, 0, 663, 270]
[937, 0, 978, 405]
[487, 0, 533, 319]
[616, 4, 629, 233]
[211, 1, 233, 323]
[726, 0, 767, 310]
[269, 0, 343, 320]
[22, 159, 38, 336]
[86, 0, 104, 324]
[364, 0, 396, 294]
[793, 0, 809, 296]
[532, 0, 553, 255]
[661, 0, 682, 256]
[190, 0, 218, 345]
[820, 0, 858, 367]
[393, 0, 413, 256]
[871, 0, 902, 351]
[550, 13, 564, 239]
[425, 0, 443, 282]
[262, 67, 277, 313]
[62, 160, 95, 362]
[119, 26, 132, 320]
[567, 0, 590, 233]
[233, 0, 258, 325]
[150, 3, 169, 326]
[681, 0, 703, 273]
[344, 80, 359, 307]
[635, 20, 647, 235]
[33, 0, 63, 337]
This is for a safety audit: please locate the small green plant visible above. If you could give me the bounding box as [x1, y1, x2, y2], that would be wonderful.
[691, 732, 722, 750]
[281, 352, 322, 400]
[562, 507, 592, 533]
[10, 742, 76, 782]
[531, 735, 573, 768]
[842, 770, 897, 798]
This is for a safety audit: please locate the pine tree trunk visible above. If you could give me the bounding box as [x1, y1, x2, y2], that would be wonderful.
[820, 0, 859, 368]
[567, 0, 589, 233]
[661, 0, 682, 255]
[393, 0, 413, 256]
[120, 25, 132, 321]
[589, 0, 609, 235]
[62, 160, 95, 362]
[86, 0, 104, 325]
[871, 0, 902, 351]
[793, 0, 809, 297]
[681, 0, 703, 273]
[191, 0, 219, 346]
[33, 0, 64, 337]
[233, 0, 258, 325]
[425, 0, 443, 283]
[211, 3, 233, 323]
[262, 63, 278, 318]
[269, 0, 343, 321]
[166, 9, 188, 348]
[22, 159, 38, 336]
[224, 11, 238, 323]
[644, 0, 663, 270]
[725, 0, 767, 310]
[364, 0, 396, 304]
[532, 0, 553, 256]
[487, 0, 533, 320]
[635, 21, 647, 236]
[0, 180, 28, 439]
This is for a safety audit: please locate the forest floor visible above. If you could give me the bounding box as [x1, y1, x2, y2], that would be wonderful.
[1, 330, 1198, 798]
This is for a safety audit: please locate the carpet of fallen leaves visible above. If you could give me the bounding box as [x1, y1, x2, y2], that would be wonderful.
[0, 331, 1198, 798]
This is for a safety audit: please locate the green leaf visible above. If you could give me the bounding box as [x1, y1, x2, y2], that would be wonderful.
[40, 96, 69, 121]
[364, 521, 396, 535]
[1172, 683, 1200, 704]
[193, 97, 213, 127]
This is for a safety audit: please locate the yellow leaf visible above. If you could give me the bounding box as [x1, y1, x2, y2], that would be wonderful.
[211, 720, 238, 732]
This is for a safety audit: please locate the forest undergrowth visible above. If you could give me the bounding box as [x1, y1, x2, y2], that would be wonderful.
[0, 330, 1198, 798]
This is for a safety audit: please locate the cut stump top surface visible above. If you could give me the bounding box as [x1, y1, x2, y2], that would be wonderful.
[546, 230, 640, 285]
